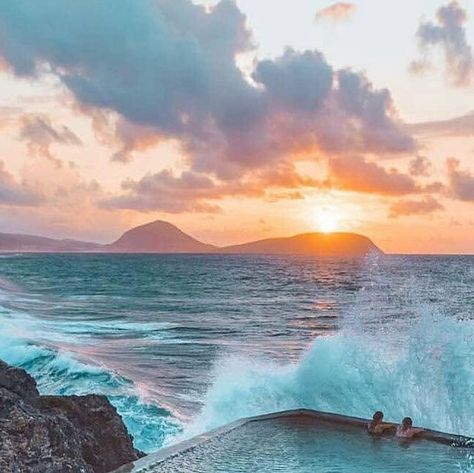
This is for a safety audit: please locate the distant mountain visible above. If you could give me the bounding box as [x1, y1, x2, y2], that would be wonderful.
[0, 233, 101, 252]
[220, 232, 382, 257]
[107, 220, 216, 253]
[0, 221, 382, 256]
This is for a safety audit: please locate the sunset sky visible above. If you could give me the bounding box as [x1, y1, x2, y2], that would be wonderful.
[0, 0, 474, 253]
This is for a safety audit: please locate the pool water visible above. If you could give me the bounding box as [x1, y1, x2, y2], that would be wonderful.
[153, 416, 473, 473]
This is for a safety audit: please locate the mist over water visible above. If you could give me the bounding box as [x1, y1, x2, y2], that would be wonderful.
[0, 254, 472, 455]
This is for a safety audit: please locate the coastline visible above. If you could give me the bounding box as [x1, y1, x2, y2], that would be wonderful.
[0, 359, 142, 473]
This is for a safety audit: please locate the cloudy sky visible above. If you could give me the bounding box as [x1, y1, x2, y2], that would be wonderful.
[0, 0, 473, 253]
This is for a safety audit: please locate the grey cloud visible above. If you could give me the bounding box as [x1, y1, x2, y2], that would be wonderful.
[102, 170, 226, 213]
[334, 69, 415, 153]
[0, 161, 43, 206]
[111, 121, 162, 163]
[19, 115, 82, 160]
[253, 49, 333, 112]
[408, 111, 474, 137]
[446, 157, 474, 201]
[0, 0, 414, 177]
[409, 156, 432, 176]
[413, 1, 473, 86]
[408, 59, 433, 76]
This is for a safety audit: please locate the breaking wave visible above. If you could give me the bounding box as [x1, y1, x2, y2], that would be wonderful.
[0, 291, 181, 453]
[192, 311, 474, 439]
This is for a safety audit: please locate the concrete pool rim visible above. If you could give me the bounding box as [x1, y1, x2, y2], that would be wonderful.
[111, 408, 474, 473]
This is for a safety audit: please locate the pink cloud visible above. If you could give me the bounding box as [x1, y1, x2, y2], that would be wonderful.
[328, 155, 418, 196]
[389, 196, 444, 218]
[101, 160, 318, 213]
[315, 3, 356, 22]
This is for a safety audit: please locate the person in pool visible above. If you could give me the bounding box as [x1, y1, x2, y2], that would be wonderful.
[367, 411, 394, 435]
[396, 417, 425, 439]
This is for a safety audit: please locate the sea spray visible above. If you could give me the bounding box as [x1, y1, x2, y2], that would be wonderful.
[189, 311, 474, 439]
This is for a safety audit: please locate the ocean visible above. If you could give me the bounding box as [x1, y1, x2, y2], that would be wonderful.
[0, 253, 472, 453]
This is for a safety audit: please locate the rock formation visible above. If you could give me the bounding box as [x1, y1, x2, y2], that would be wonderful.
[0, 360, 143, 473]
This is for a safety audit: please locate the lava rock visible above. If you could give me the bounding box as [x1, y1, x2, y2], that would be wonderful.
[0, 360, 144, 473]
[0, 360, 39, 402]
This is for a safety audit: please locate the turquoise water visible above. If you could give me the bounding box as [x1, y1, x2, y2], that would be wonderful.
[157, 417, 474, 473]
[0, 254, 473, 460]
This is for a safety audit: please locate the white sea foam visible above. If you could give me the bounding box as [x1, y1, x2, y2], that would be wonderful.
[189, 311, 474, 439]
[0, 287, 181, 453]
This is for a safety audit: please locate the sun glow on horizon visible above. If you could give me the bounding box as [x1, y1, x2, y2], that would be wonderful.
[314, 207, 341, 233]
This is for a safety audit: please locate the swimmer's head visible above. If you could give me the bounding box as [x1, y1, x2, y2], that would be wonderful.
[373, 411, 384, 423]
[402, 417, 413, 429]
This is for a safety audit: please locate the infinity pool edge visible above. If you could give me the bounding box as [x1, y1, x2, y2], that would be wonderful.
[110, 408, 474, 473]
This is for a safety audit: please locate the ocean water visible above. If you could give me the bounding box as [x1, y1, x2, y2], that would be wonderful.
[0, 254, 473, 456]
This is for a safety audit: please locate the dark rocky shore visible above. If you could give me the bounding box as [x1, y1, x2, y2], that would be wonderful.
[0, 360, 144, 473]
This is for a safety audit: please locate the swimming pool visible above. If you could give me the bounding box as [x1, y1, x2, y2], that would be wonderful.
[114, 410, 473, 473]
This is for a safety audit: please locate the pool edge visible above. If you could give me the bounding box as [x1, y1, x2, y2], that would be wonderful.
[110, 408, 474, 473]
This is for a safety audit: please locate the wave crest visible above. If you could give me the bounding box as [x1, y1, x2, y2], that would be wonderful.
[193, 313, 474, 438]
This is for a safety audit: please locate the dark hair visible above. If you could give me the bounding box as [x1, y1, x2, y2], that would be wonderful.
[373, 411, 384, 422]
[368, 411, 384, 432]
[402, 417, 413, 428]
